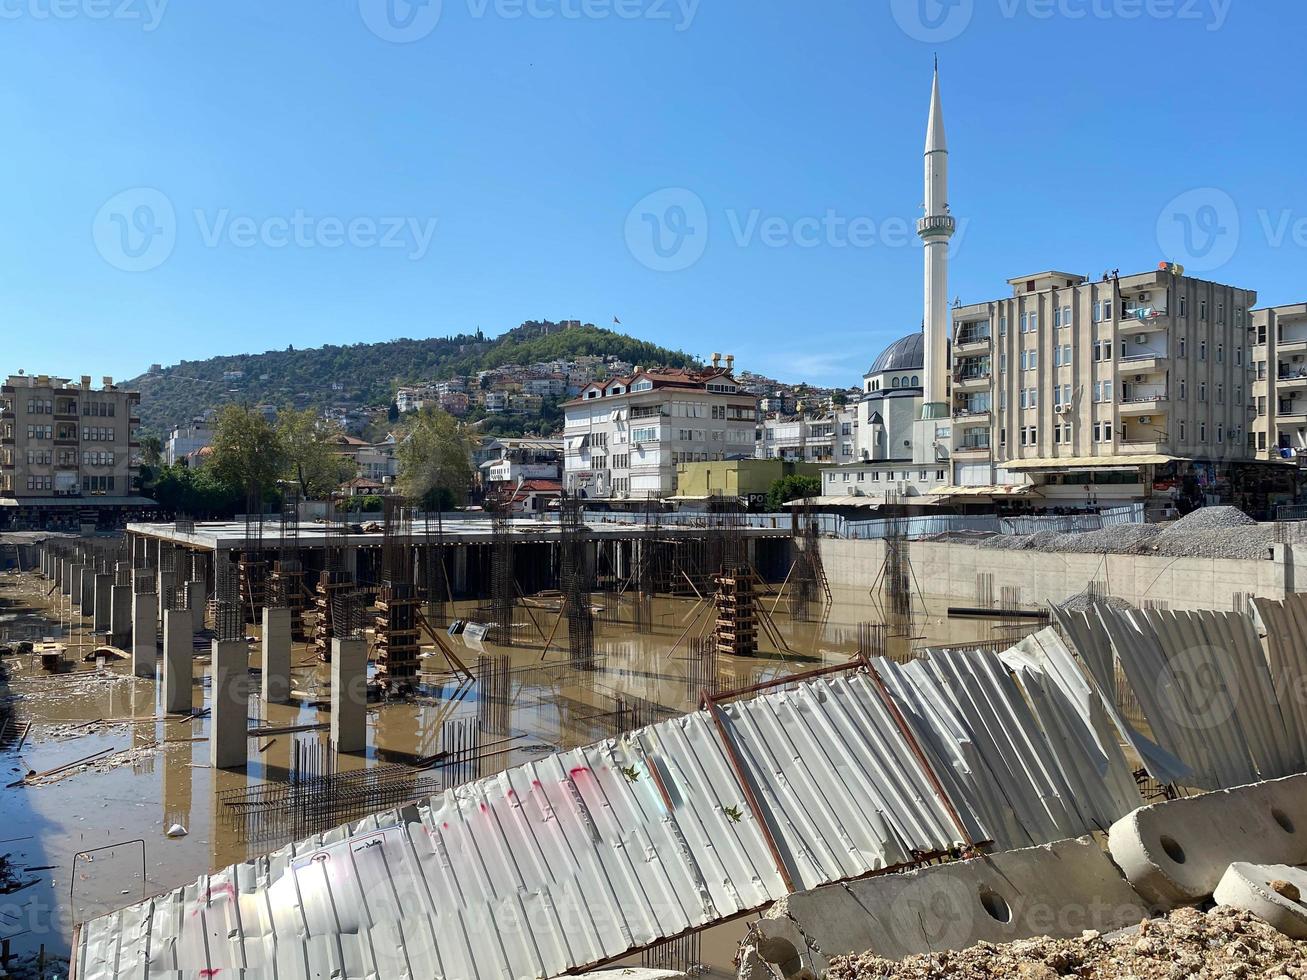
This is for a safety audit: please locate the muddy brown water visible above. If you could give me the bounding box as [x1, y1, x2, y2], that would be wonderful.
[0, 569, 1018, 976]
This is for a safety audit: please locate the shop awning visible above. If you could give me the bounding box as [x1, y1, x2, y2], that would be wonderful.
[929, 484, 1039, 498]
[1001, 454, 1176, 471]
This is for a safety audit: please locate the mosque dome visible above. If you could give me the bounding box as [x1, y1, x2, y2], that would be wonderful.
[866, 332, 924, 376]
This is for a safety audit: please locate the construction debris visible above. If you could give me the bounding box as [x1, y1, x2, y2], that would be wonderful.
[977, 506, 1282, 560]
[826, 906, 1307, 980]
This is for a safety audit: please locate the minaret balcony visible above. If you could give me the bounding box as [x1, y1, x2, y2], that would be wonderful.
[917, 215, 956, 239]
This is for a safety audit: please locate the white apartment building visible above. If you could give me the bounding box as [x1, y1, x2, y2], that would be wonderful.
[1252, 303, 1307, 461]
[946, 266, 1258, 503]
[757, 409, 855, 463]
[165, 419, 213, 466]
[562, 361, 757, 501]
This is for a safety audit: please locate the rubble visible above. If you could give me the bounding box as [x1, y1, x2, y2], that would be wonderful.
[826, 906, 1307, 980]
[975, 506, 1283, 561]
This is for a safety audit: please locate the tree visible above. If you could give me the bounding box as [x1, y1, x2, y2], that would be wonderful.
[139, 434, 163, 469]
[397, 408, 474, 510]
[766, 474, 821, 511]
[277, 408, 354, 498]
[209, 405, 284, 496]
[387, 400, 400, 423]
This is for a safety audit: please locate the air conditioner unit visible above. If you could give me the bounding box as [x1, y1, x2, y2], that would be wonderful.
[1139, 416, 1153, 424]
[1135, 375, 1144, 382]
[1136, 334, 1147, 344]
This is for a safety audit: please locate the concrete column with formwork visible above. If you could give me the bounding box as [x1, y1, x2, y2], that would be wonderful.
[452, 545, 468, 595]
[210, 639, 248, 769]
[131, 590, 158, 678]
[79, 565, 95, 616]
[110, 581, 132, 648]
[93, 572, 114, 633]
[261, 606, 292, 704]
[330, 636, 367, 753]
[161, 608, 193, 714]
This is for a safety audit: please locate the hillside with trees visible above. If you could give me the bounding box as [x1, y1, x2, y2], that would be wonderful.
[125, 320, 698, 436]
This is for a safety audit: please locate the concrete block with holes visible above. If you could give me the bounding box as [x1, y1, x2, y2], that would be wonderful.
[736, 836, 1147, 978]
[1108, 773, 1307, 910]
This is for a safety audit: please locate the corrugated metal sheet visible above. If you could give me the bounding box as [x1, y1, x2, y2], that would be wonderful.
[1060, 604, 1306, 791]
[74, 655, 1143, 980]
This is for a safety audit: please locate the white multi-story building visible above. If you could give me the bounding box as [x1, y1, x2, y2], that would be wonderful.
[166, 418, 213, 466]
[562, 359, 757, 501]
[757, 409, 855, 463]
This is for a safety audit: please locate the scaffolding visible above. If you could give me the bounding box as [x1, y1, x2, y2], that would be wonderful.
[789, 502, 832, 622]
[487, 503, 517, 647]
[421, 510, 450, 628]
[873, 491, 918, 638]
[313, 503, 357, 660]
[214, 556, 243, 644]
[376, 497, 420, 691]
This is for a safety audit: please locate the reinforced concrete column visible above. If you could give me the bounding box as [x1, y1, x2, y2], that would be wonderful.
[330, 636, 367, 753]
[162, 609, 192, 714]
[131, 590, 158, 678]
[65, 562, 83, 597]
[93, 572, 113, 633]
[261, 606, 292, 705]
[188, 579, 206, 632]
[210, 639, 248, 769]
[110, 566, 132, 648]
[453, 546, 468, 595]
[79, 566, 95, 616]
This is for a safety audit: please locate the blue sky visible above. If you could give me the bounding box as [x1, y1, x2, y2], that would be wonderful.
[2, 0, 1303, 386]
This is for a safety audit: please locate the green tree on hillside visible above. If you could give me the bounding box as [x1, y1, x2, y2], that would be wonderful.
[397, 408, 475, 510]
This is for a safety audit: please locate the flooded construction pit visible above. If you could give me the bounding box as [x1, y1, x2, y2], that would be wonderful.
[0, 565, 1028, 977]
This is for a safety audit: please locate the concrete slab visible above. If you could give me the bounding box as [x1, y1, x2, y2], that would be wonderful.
[1214, 863, 1307, 939]
[738, 836, 1149, 978]
[330, 636, 367, 754]
[1108, 773, 1307, 910]
[162, 609, 193, 715]
[210, 639, 248, 770]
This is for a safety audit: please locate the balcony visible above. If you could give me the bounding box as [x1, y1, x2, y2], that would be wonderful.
[1119, 394, 1170, 416]
[54, 437, 78, 447]
[1277, 338, 1307, 355]
[1119, 306, 1169, 334]
[1118, 440, 1165, 455]
[1118, 352, 1168, 375]
[917, 214, 956, 239]
[953, 331, 991, 355]
[952, 408, 991, 426]
[953, 441, 992, 456]
[1278, 368, 1307, 388]
[953, 371, 991, 391]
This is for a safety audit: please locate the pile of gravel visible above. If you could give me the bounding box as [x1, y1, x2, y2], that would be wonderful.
[973, 506, 1278, 560]
[1056, 592, 1135, 614]
[827, 905, 1307, 980]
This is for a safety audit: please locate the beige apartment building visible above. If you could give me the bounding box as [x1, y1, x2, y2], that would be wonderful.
[0, 373, 148, 528]
[949, 266, 1260, 505]
[1251, 303, 1307, 462]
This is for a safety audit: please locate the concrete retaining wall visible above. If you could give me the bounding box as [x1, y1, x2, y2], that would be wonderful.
[818, 538, 1293, 610]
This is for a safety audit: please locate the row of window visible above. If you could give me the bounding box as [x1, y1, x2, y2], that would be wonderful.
[827, 469, 947, 484]
[867, 375, 920, 391]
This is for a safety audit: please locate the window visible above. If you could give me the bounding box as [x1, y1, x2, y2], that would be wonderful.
[1179, 337, 1187, 357]
[1020, 313, 1028, 333]
[1200, 422, 1207, 442]
[1179, 421, 1186, 442]
[1217, 383, 1224, 404]
[1179, 379, 1187, 400]
[936, 469, 945, 481]
[1218, 303, 1225, 323]
[1180, 295, 1188, 318]
[999, 427, 1007, 448]
[999, 316, 1007, 335]
[999, 353, 1007, 374]
[1217, 344, 1224, 363]
[1053, 307, 1061, 329]
[1236, 347, 1243, 366]
[1199, 341, 1207, 361]
[892, 377, 900, 389]
[1200, 299, 1208, 321]
[1199, 382, 1207, 402]
[1217, 425, 1224, 444]
[911, 376, 919, 387]
[1029, 312, 1038, 331]
[1061, 305, 1071, 327]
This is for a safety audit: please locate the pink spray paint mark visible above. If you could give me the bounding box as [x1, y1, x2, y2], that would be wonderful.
[569, 766, 590, 779]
